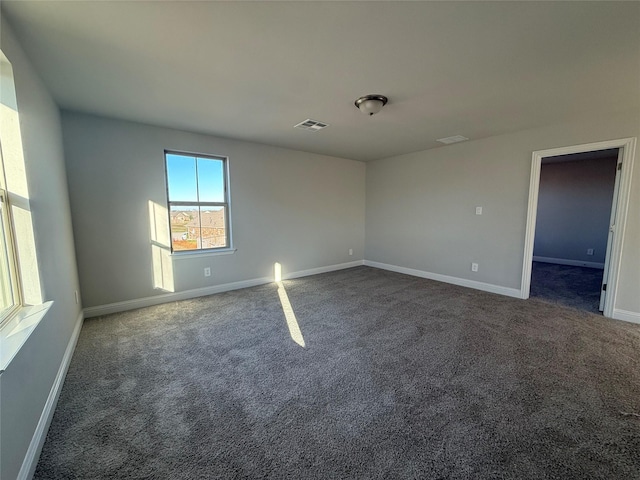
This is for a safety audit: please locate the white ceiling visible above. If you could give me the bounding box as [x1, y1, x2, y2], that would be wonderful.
[2, 1, 639, 162]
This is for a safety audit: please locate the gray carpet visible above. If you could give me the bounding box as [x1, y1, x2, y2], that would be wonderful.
[530, 262, 604, 314]
[35, 266, 640, 479]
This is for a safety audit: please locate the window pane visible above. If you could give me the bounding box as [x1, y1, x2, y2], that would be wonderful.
[197, 157, 225, 203]
[166, 154, 197, 202]
[200, 206, 227, 249]
[170, 206, 200, 251]
[0, 199, 15, 317]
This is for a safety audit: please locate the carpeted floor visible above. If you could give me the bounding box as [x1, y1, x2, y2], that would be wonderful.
[35, 266, 640, 479]
[530, 262, 604, 314]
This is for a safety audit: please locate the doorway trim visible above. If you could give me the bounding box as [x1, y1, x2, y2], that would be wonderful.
[520, 137, 637, 318]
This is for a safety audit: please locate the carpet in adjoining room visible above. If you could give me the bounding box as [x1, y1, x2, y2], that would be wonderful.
[530, 261, 604, 314]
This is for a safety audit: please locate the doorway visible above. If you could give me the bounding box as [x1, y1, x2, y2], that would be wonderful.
[521, 138, 637, 318]
[530, 149, 618, 313]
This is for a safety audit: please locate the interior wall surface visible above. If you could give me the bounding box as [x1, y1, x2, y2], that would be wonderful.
[533, 157, 617, 265]
[0, 18, 82, 480]
[61, 112, 366, 308]
[365, 109, 640, 315]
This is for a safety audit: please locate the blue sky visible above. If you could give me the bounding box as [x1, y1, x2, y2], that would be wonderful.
[166, 153, 225, 203]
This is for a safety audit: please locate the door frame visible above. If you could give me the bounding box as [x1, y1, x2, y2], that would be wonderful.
[599, 148, 624, 311]
[520, 137, 637, 318]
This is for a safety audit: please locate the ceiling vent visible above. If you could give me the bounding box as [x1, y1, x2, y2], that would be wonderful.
[294, 119, 329, 132]
[437, 135, 469, 145]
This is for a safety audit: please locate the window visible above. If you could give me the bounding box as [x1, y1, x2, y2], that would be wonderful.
[164, 151, 231, 252]
[0, 52, 22, 326]
[0, 163, 20, 324]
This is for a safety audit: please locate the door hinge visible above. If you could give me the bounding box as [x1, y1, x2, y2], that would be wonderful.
[617, 162, 622, 171]
[602, 284, 607, 291]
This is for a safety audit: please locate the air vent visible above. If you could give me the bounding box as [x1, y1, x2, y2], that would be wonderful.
[437, 135, 469, 145]
[294, 119, 329, 132]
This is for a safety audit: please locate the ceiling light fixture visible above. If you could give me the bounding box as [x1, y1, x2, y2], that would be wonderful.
[354, 94, 388, 116]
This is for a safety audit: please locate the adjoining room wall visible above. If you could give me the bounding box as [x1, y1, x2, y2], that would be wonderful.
[0, 19, 82, 480]
[61, 112, 366, 310]
[365, 109, 640, 317]
[533, 157, 617, 266]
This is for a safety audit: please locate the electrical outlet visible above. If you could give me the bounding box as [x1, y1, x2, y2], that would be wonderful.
[349, 248, 353, 256]
[475, 206, 482, 215]
[471, 263, 479, 272]
[204, 267, 211, 277]
[587, 248, 594, 256]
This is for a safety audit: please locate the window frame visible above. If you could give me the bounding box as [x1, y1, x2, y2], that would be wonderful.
[0, 149, 23, 327]
[163, 150, 232, 254]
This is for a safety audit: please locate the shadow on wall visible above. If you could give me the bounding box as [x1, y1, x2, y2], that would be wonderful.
[148, 200, 174, 292]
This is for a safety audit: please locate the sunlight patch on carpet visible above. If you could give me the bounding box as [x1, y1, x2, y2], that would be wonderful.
[274, 262, 305, 347]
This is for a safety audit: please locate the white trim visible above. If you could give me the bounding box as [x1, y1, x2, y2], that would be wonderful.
[282, 260, 363, 280]
[84, 260, 364, 318]
[0, 301, 53, 371]
[521, 155, 542, 299]
[170, 248, 237, 260]
[364, 260, 521, 298]
[521, 137, 637, 317]
[18, 310, 84, 480]
[532, 256, 604, 269]
[612, 309, 640, 325]
[84, 278, 271, 317]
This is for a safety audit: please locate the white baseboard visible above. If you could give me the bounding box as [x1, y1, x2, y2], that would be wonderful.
[84, 260, 365, 318]
[282, 260, 363, 280]
[18, 310, 84, 480]
[84, 277, 272, 318]
[364, 260, 522, 299]
[612, 309, 640, 325]
[533, 256, 604, 269]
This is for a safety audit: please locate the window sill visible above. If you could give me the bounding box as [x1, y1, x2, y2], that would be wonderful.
[0, 301, 53, 372]
[170, 248, 237, 260]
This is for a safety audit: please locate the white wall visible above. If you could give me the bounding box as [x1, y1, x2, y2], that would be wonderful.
[0, 19, 82, 480]
[61, 112, 366, 309]
[365, 109, 640, 316]
[534, 157, 617, 265]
